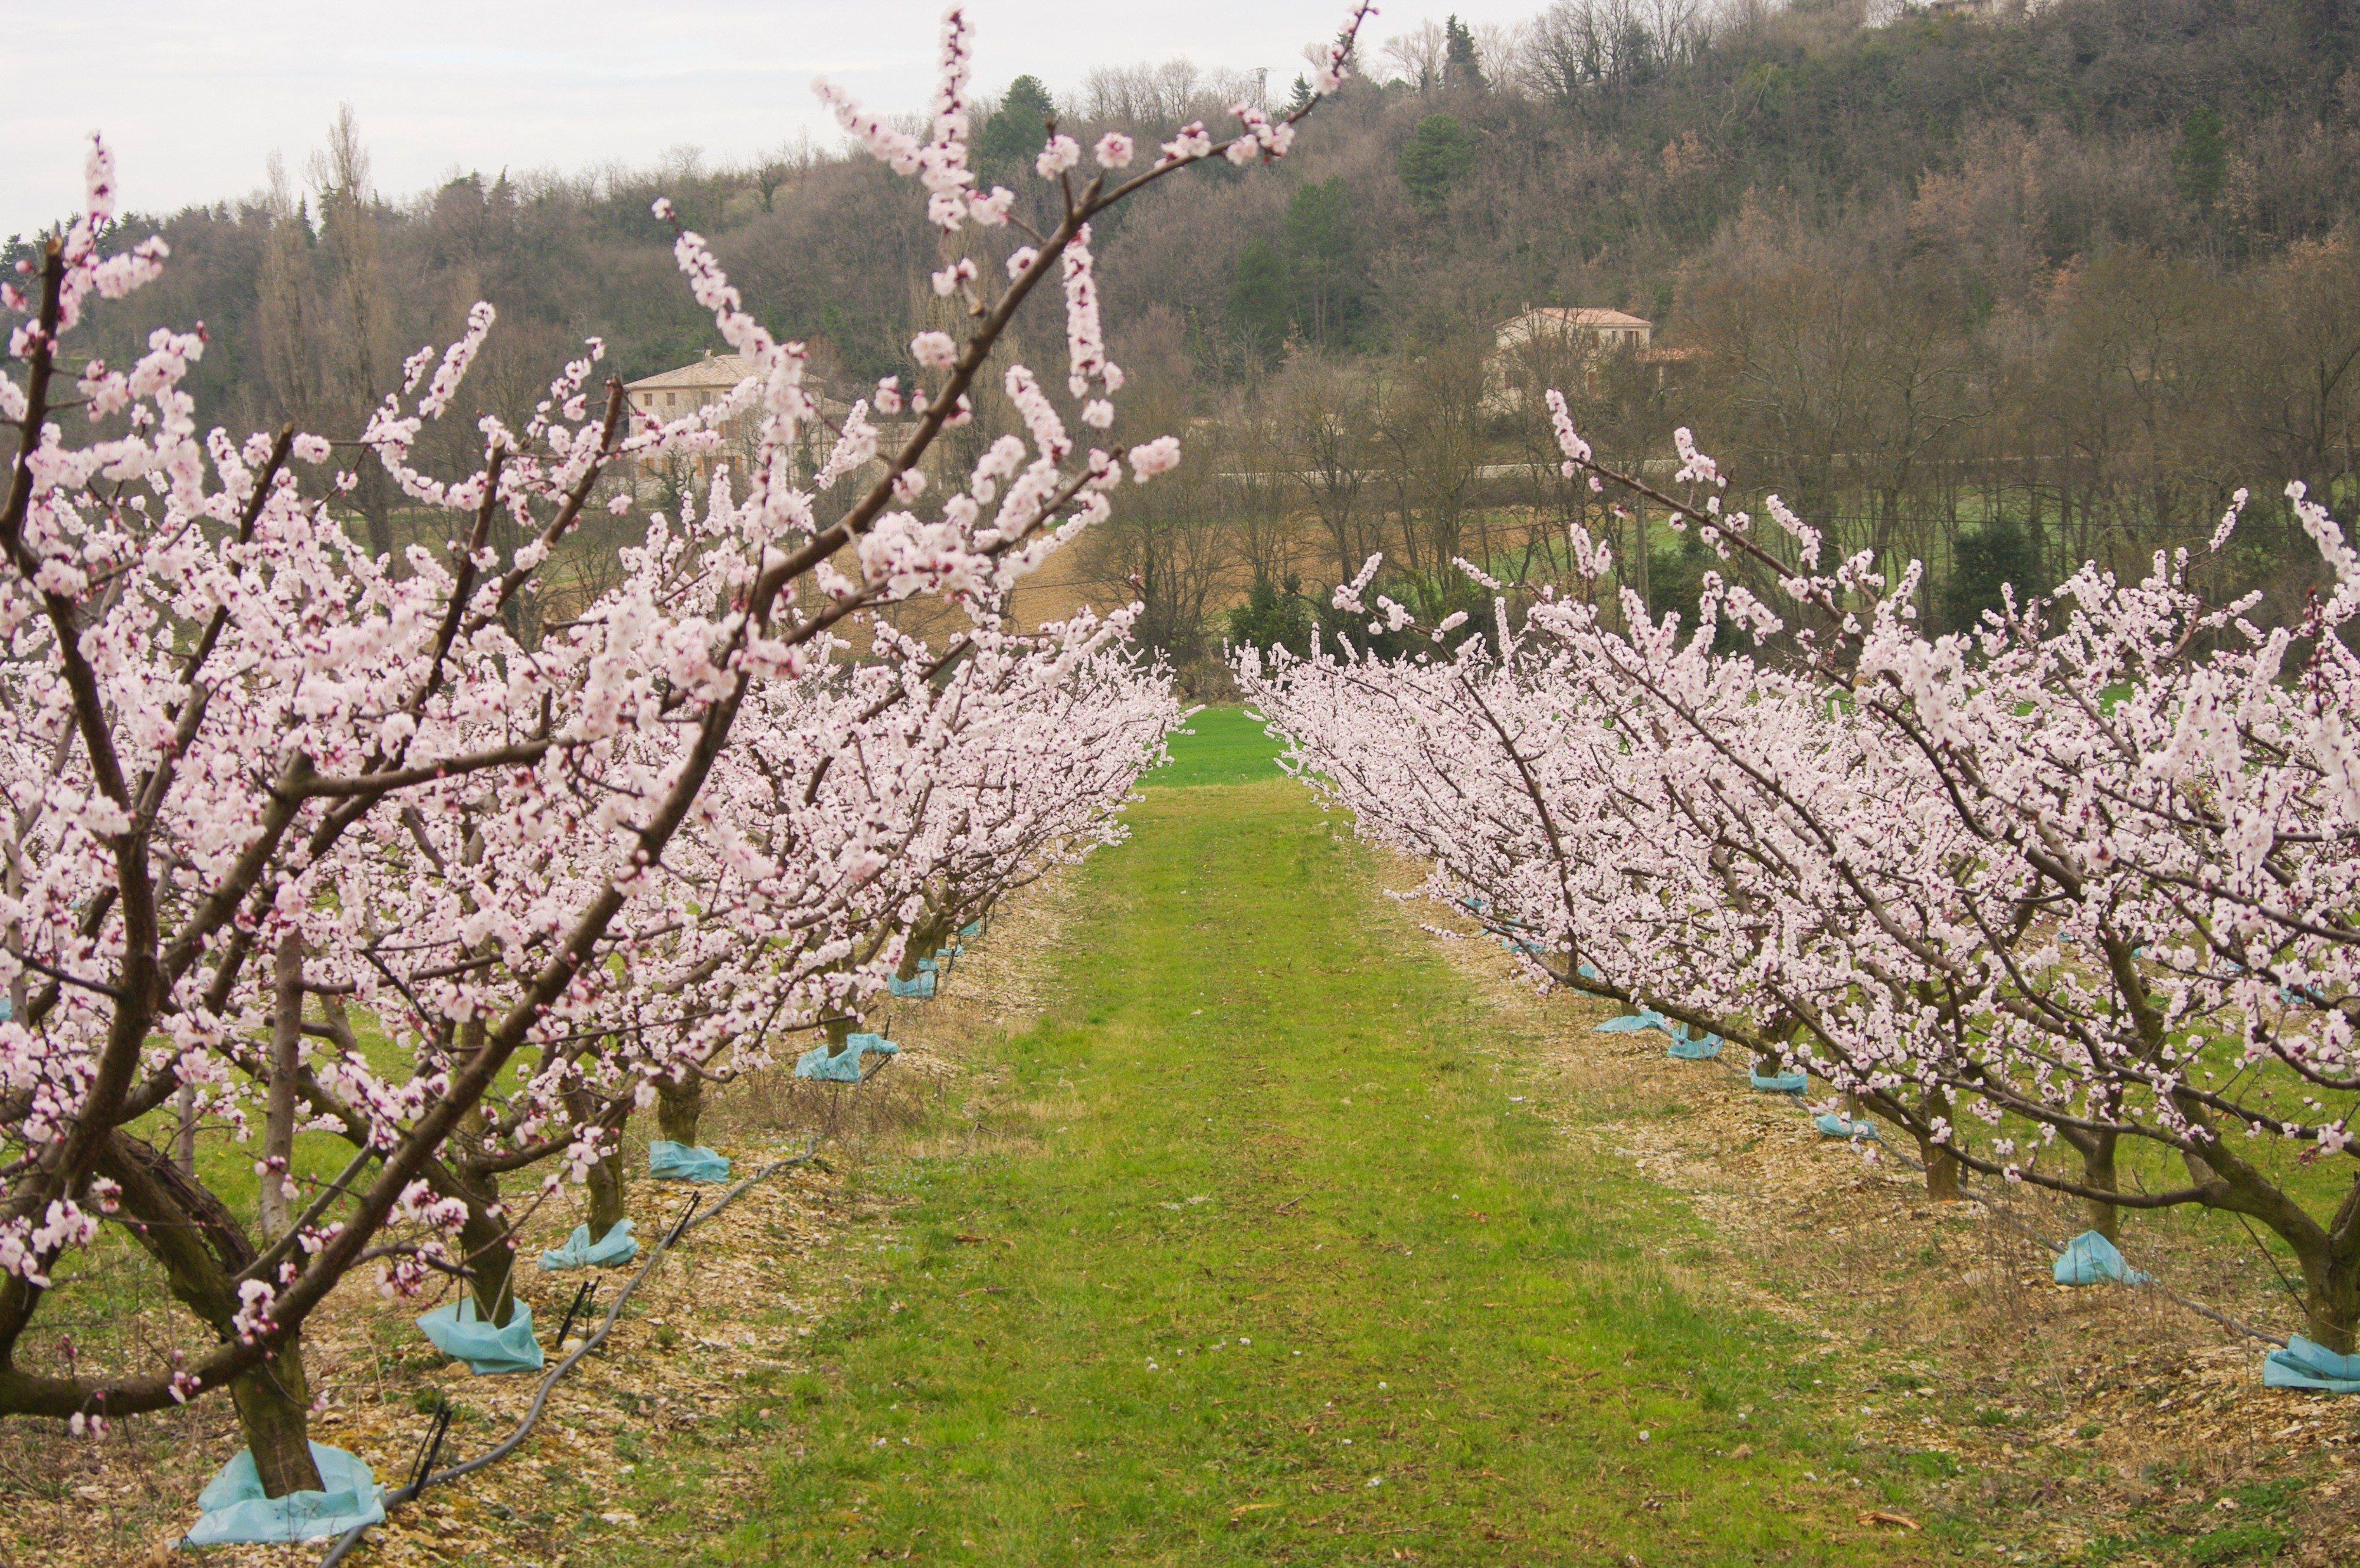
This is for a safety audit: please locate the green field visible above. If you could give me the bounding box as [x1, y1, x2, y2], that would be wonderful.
[1142, 706, 1287, 789]
[647, 752, 1913, 1565]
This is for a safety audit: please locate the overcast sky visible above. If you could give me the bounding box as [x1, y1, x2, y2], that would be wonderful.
[6, 1, 1539, 232]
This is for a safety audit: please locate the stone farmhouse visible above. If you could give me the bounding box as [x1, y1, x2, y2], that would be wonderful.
[623, 349, 876, 496]
[1483, 307, 1697, 413]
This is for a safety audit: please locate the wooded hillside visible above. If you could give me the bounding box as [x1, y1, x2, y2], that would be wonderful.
[24, 0, 2360, 677]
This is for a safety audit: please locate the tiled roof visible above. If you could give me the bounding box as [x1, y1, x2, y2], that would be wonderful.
[1497, 307, 1653, 331]
[626, 352, 762, 392]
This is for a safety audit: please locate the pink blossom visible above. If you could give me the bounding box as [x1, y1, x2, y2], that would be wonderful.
[1036, 135, 1082, 181]
[1127, 436, 1181, 481]
[910, 331, 959, 369]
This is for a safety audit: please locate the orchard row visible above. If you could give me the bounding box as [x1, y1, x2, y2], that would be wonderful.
[0, 2, 1375, 1514]
[1240, 393, 2360, 1376]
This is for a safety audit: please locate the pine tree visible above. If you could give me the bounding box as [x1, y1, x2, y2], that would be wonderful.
[2172, 106, 2229, 209]
[1228, 238, 1293, 364]
[976, 76, 1056, 183]
[1398, 114, 1475, 213]
[1445, 15, 1483, 90]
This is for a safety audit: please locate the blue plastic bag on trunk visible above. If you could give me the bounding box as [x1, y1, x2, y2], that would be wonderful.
[1594, 1011, 1668, 1035]
[183, 1442, 384, 1546]
[1749, 1068, 1807, 1093]
[417, 1296, 544, 1374]
[889, 970, 936, 999]
[538, 1217, 637, 1271]
[649, 1139, 731, 1182]
[847, 1031, 899, 1056]
[2053, 1230, 2150, 1287]
[1815, 1113, 1881, 1141]
[1666, 1026, 1722, 1059]
[796, 1041, 867, 1080]
[2263, 1335, 2360, 1393]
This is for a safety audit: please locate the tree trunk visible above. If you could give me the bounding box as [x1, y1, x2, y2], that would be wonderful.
[2300, 1253, 2357, 1356]
[256, 930, 304, 1241]
[445, 1135, 517, 1330]
[586, 1150, 627, 1244]
[1916, 1090, 1961, 1200]
[563, 1078, 629, 1244]
[458, 1196, 516, 1328]
[1631, 500, 1650, 610]
[173, 1080, 198, 1175]
[2082, 1133, 2121, 1244]
[229, 1334, 320, 1498]
[360, 465, 395, 568]
[657, 1074, 704, 1148]
[896, 924, 945, 982]
[95, 1133, 326, 1496]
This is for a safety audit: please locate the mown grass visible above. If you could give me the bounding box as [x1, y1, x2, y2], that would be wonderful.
[1143, 705, 1285, 789]
[651, 765, 1924, 1566]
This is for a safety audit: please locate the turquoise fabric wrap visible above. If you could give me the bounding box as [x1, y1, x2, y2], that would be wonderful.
[1666, 1026, 1723, 1059]
[2263, 1335, 2360, 1393]
[416, 1297, 544, 1375]
[1815, 1113, 1882, 1141]
[796, 1041, 866, 1080]
[538, 1218, 638, 1271]
[182, 1443, 384, 1546]
[889, 971, 936, 998]
[1749, 1068, 1808, 1093]
[2053, 1230, 2151, 1287]
[648, 1139, 731, 1182]
[1593, 1011, 1668, 1035]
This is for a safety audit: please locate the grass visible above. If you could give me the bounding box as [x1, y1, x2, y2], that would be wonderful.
[1143, 706, 1286, 788]
[637, 761, 1921, 1565]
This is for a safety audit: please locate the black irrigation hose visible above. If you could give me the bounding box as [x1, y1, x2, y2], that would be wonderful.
[316, 1142, 824, 1567]
[1677, 1044, 2293, 1350]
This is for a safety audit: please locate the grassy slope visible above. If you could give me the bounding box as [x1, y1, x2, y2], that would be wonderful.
[680, 722, 1913, 1566]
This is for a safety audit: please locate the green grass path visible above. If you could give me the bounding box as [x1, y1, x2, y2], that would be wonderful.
[714, 773, 1899, 1564]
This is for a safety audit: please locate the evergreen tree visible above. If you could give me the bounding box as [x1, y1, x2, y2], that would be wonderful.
[1445, 15, 1483, 90]
[1647, 529, 1745, 655]
[1229, 573, 1316, 657]
[2172, 106, 2229, 209]
[1941, 520, 2047, 637]
[1228, 238, 1293, 363]
[1283, 178, 1360, 348]
[976, 76, 1056, 183]
[1287, 74, 1315, 115]
[1398, 113, 1474, 214]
